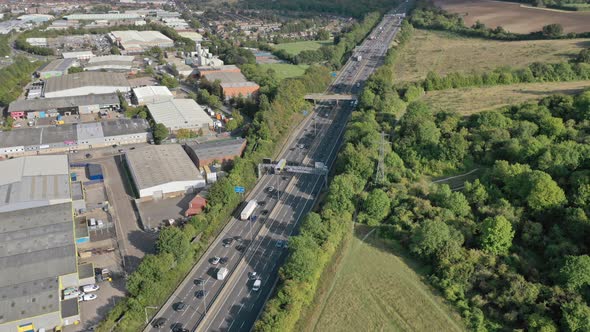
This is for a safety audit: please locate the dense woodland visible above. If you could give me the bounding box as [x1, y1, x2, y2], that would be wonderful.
[0, 56, 41, 108]
[243, 0, 395, 18]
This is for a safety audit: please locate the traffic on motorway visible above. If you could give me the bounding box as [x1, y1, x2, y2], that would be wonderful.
[146, 5, 408, 332]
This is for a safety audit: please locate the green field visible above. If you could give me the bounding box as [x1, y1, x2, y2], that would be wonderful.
[301, 227, 465, 332]
[259, 63, 309, 80]
[420, 80, 590, 115]
[273, 40, 332, 55]
[394, 29, 590, 83]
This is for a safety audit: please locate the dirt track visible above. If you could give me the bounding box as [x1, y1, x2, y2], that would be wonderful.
[434, 0, 590, 33]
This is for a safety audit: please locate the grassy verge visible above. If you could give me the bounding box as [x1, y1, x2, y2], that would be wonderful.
[393, 29, 590, 83]
[259, 63, 310, 80]
[301, 225, 465, 332]
[420, 80, 590, 115]
[273, 40, 332, 55]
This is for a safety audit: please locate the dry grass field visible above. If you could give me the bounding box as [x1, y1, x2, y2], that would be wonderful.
[394, 29, 590, 83]
[301, 228, 465, 332]
[434, 0, 590, 33]
[420, 81, 590, 115]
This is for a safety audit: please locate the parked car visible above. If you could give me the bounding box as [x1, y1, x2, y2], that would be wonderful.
[85, 153, 92, 159]
[78, 293, 97, 302]
[152, 317, 167, 328]
[210, 256, 221, 265]
[275, 240, 285, 248]
[81, 284, 100, 293]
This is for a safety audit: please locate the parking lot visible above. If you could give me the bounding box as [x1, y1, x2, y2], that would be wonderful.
[136, 193, 197, 230]
[47, 34, 112, 56]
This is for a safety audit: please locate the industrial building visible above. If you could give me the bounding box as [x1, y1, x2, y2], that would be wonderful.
[8, 93, 120, 119]
[43, 71, 130, 98]
[125, 144, 206, 199]
[0, 155, 80, 332]
[178, 31, 203, 43]
[36, 58, 79, 78]
[26, 37, 47, 47]
[17, 14, 54, 22]
[184, 138, 247, 167]
[0, 118, 151, 158]
[108, 30, 174, 54]
[65, 13, 141, 21]
[189, 43, 223, 67]
[132, 85, 173, 105]
[62, 51, 95, 60]
[85, 55, 135, 72]
[198, 65, 259, 100]
[147, 99, 213, 132]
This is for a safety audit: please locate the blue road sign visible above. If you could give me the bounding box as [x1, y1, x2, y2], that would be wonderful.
[331, 72, 337, 77]
[302, 110, 308, 116]
[234, 186, 245, 193]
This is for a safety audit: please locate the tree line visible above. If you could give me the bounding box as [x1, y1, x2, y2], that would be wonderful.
[0, 56, 41, 108]
[96, 65, 331, 332]
[411, 1, 590, 40]
[242, 0, 399, 18]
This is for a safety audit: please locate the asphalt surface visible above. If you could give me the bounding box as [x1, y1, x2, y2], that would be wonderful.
[146, 6, 408, 332]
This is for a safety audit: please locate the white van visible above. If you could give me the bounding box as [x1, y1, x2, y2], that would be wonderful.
[217, 267, 229, 281]
[252, 279, 261, 291]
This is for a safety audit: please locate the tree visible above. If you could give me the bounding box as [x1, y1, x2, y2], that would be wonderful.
[527, 312, 558, 332]
[561, 300, 590, 332]
[68, 66, 84, 74]
[542, 24, 563, 38]
[411, 219, 464, 262]
[316, 29, 330, 40]
[111, 45, 121, 55]
[156, 226, 191, 262]
[559, 255, 590, 291]
[153, 123, 169, 143]
[479, 216, 514, 255]
[520, 171, 567, 212]
[361, 189, 391, 225]
[175, 128, 196, 139]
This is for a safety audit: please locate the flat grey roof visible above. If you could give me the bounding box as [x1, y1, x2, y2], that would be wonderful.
[72, 181, 83, 200]
[44, 72, 129, 93]
[202, 71, 248, 84]
[61, 298, 79, 318]
[185, 138, 246, 161]
[0, 118, 150, 149]
[8, 93, 120, 113]
[38, 58, 77, 73]
[101, 118, 151, 136]
[78, 262, 94, 279]
[126, 144, 203, 190]
[0, 202, 76, 323]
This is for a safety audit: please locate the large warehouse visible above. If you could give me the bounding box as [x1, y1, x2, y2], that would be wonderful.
[198, 65, 259, 100]
[108, 30, 174, 54]
[0, 155, 80, 332]
[8, 93, 120, 119]
[126, 144, 206, 199]
[36, 58, 78, 78]
[132, 85, 173, 105]
[85, 55, 135, 72]
[147, 98, 213, 132]
[43, 71, 130, 98]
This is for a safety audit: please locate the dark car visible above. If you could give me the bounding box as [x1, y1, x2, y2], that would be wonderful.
[174, 302, 186, 312]
[196, 289, 208, 299]
[152, 317, 166, 328]
[172, 323, 189, 332]
[194, 278, 205, 286]
[236, 244, 245, 252]
[222, 238, 234, 248]
[259, 200, 266, 206]
[261, 209, 269, 216]
[219, 257, 228, 264]
[85, 153, 92, 159]
[234, 236, 243, 242]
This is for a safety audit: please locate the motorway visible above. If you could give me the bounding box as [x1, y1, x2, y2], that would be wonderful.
[146, 6, 407, 332]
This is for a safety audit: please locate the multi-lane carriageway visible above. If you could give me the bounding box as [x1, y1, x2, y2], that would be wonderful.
[146, 6, 408, 332]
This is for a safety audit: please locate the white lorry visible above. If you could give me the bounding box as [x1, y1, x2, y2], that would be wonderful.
[217, 267, 229, 281]
[240, 200, 258, 220]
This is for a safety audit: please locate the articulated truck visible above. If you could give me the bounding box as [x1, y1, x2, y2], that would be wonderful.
[240, 200, 258, 220]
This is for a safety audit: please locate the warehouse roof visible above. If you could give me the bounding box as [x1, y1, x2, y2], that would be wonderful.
[37, 58, 77, 74]
[185, 138, 246, 161]
[133, 85, 173, 101]
[88, 55, 135, 64]
[62, 51, 94, 59]
[147, 99, 213, 130]
[8, 93, 120, 113]
[125, 144, 203, 190]
[0, 118, 150, 149]
[110, 30, 172, 46]
[0, 155, 70, 213]
[0, 202, 76, 323]
[201, 71, 248, 84]
[44, 72, 129, 94]
[65, 13, 141, 20]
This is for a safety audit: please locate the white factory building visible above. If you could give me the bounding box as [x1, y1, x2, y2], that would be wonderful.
[62, 51, 95, 60]
[43, 71, 131, 98]
[132, 85, 173, 105]
[188, 43, 224, 67]
[85, 55, 135, 72]
[146, 99, 213, 132]
[108, 30, 174, 54]
[125, 144, 206, 199]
